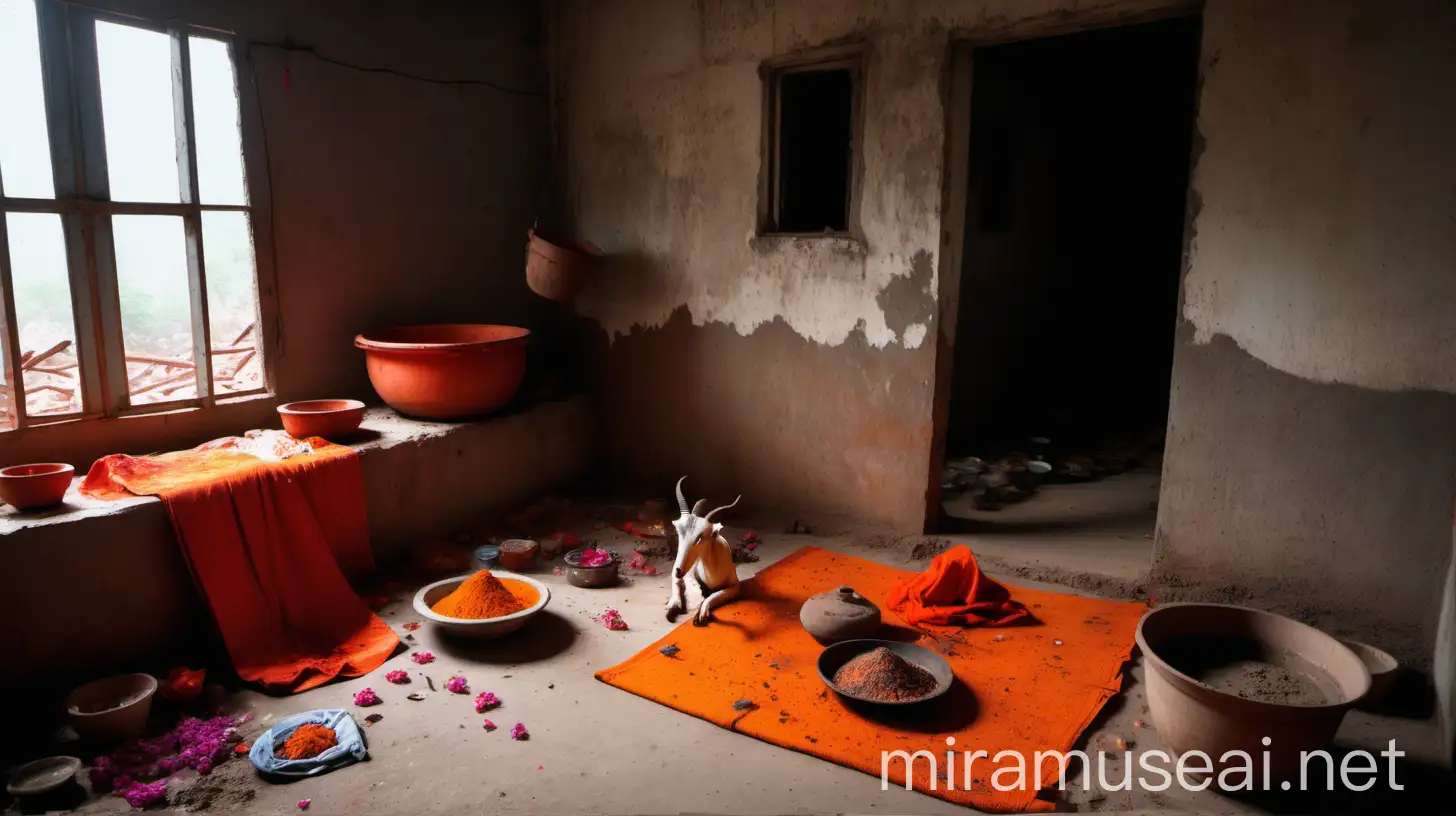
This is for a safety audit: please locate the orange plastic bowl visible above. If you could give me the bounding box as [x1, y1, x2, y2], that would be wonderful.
[354, 325, 529, 420]
[0, 463, 75, 511]
[277, 399, 366, 440]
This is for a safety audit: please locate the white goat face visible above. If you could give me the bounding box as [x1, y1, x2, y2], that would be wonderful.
[671, 479, 738, 554]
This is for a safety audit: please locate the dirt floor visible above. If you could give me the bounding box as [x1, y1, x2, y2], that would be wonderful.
[28, 497, 1454, 815]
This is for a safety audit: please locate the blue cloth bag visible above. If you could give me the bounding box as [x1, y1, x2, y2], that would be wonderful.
[249, 709, 367, 778]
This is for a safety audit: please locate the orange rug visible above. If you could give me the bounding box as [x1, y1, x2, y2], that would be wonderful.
[595, 546, 1144, 812]
[83, 431, 398, 693]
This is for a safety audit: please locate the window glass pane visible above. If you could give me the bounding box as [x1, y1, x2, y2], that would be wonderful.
[7, 213, 81, 417]
[0, 0, 57, 198]
[112, 214, 196, 404]
[189, 37, 248, 206]
[203, 212, 261, 393]
[96, 21, 180, 203]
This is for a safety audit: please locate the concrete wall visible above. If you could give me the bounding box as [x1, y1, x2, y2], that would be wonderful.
[549, 0, 1191, 529]
[1155, 0, 1456, 664]
[2, 0, 550, 470]
[1438, 511, 1455, 767]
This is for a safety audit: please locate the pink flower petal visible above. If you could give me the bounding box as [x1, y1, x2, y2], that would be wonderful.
[510, 722, 529, 740]
[445, 676, 469, 694]
[482, 719, 496, 731]
[474, 691, 501, 712]
[410, 651, 435, 664]
[353, 687, 381, 707]
[298, 799, 311, 810]
[385, 670, 410, 684]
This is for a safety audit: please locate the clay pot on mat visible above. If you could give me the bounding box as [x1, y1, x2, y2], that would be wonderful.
[355, 325, 529, 420]
[525, 230, 602, 303]
[1136, 603, 1370, 780]
[800, 586, 882, 644]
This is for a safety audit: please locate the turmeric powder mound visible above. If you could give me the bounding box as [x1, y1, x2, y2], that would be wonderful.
[431, 570, 538, 619]
[276, 723, 338, 760]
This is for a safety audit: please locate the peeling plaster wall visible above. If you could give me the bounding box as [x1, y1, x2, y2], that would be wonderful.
[550, 0, 1189, 527]
[1157, 0, 1456, 664]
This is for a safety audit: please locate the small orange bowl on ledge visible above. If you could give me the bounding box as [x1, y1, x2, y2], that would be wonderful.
[277, 399, 366, 441]
[0, 463, 75, 511]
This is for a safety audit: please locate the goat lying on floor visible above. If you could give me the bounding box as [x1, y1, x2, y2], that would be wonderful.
[666, 476, 741, 626]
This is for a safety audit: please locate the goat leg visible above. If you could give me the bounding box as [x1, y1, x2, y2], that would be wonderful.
[693, 581, 740, 627]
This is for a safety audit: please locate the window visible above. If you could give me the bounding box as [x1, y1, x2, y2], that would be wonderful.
[759, 48, 862, 235]
[0, 0, 265, 431]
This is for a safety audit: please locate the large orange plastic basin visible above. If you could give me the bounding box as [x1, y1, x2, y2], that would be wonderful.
[354, 325, 529, 420]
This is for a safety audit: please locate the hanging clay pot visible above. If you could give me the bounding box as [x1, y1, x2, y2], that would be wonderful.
[800, 586, 881, 644]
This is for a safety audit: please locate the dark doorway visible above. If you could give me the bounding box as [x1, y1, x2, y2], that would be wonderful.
[940, 17, 1200, 545]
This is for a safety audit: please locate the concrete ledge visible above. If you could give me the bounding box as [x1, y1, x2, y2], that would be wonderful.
[0, 396, 594, 691]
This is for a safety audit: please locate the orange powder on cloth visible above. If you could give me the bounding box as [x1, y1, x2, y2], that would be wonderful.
[276, 724, 338, 760]
[431, 571, 538, 619]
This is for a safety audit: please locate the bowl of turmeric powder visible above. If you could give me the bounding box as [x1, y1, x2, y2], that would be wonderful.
[413, 569, 550, 639]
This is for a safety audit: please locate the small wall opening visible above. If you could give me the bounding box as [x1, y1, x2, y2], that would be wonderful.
[939, 16, 1200, 557]
[761, 56, 859, 234]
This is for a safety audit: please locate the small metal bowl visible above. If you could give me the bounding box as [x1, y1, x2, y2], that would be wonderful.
[562, 547, 620, 588]
[6, 756, 81, 797]
[817, 639, 955, 706]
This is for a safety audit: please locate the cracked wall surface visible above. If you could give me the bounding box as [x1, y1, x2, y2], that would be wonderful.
[550, 0, 1188, 527]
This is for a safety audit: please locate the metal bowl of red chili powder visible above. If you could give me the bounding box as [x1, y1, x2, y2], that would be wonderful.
[413, 570, 550, 640]
[817, 639, 955, 706]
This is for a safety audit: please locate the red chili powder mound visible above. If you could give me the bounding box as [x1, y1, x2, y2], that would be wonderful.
[276, 723, 338, 760]
[831, 647, 938, 702]
[431, 570, 539, 620]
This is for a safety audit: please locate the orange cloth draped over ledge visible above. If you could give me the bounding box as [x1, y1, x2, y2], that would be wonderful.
[82, 432, 398, 694]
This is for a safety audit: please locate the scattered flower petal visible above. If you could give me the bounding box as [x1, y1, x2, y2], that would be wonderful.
[234, 742, 250, 754]
[593, 608, 628, 631]
[120, 779, 168, 809]
[1134, 719, 1147, 729]
[577, 547, 613, 568]
[474, 692, 501, 712]
[446, 676, 469, 694]
[298, 799, 311, 810]
[364, 713, 383, 727]
[385, 670, 410, 684]
[482, 719, 496, 731]
[411, 651, 435, 665]
[553, 567, 564, 576]
[402, 622, 421, 631]
[1053, 639, 1064, 646]
[625, 552, 660, 575]
[510, 723, 529, 740]
[406, 693, 427, 702]
[353, 688, 381, 707]
[740, 530, 760, 544]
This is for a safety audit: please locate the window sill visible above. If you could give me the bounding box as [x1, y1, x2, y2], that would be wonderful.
[749, 232, 868, 257]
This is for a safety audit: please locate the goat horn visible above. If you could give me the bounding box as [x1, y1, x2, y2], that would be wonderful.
[703, 495, 741, 522]
[675, 476, 689, 516]
[691, 499, 708, 516]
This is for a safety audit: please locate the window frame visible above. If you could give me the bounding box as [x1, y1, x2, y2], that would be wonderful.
[756, 43, 867, 239]
[0, 0, 274, 432]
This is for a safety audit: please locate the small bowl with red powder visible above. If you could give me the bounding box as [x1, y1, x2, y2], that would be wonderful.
[413, 569, 550, 640]
[816, 639, 955, 707]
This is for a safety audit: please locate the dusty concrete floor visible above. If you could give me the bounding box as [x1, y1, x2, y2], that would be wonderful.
[941, 466, 1162, 585]
[52, 504, 1452, 816]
